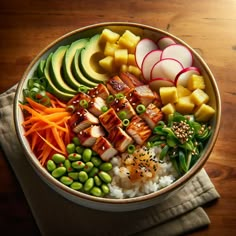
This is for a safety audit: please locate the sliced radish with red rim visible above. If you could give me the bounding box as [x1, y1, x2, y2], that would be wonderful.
[157, 36, 176, 50]
[135, 38, 158, 69]
[151, 58, 184, 82]
[149, 78, 175, 92]
[161, 44, 193, 68]
[141, 49, 162, 81]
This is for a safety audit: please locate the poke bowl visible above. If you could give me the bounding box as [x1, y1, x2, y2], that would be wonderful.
[14, 22, 221, 212]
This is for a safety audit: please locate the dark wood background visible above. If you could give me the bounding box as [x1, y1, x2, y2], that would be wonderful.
[0, 0, 236, 235]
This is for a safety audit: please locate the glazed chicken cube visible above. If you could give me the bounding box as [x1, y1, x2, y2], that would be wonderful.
[99, 108, 122, 132]
[126, 115, 152, 145]
[69, 108, 99, 133]
[106, 75, 130, 95]
[77, 125, 105, 147]
[119, 72, 144, 88]
[87, 83, 110, 100]
[108, 126, 133, 153]
[140, 103, 164, 129]
[92, 136, 118, 161]
[110, 97, 136, 119]
[88, 96, 107, 117]
[67, 92, 91, 110]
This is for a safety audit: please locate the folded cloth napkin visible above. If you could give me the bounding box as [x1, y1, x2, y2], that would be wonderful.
[0, 85, 220, 236]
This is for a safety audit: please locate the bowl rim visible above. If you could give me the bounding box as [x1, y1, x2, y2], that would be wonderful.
[13, 21, 221, 206]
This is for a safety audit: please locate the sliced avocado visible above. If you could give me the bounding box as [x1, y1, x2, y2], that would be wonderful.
[79, 34, 109, 83]
[50, 45, 77, 94]
[44, 53, 74, 101]
[72, 48, 98, 88]
[63, 38, 89, 90]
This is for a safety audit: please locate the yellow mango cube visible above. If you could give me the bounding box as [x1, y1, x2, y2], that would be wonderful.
[177, 85, 191, 98]
[100, 29, 120, 43]
[190, 89, 209, 106]
[128, 54, 137, 66]
[104, 42, 120, 56]
[161, 103, 175, 116]
[159, 87, 178, 105]
[114, 49, 128, 66]
[127, 65, 141, 77]
[99, 56, 116, 73]
[187, 74, 206, 91]
[194, 104, 215, 122]
[118, 30, 140, 53]
[175, 96, 195, 114]
[120, 64, 128, 73]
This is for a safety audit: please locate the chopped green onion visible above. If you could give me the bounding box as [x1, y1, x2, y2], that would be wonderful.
[115, 93, 125, 100]
[66, 105, 75, 113]
[106, 95, 114, 103]
[101, 105, 108, 113]
[78, 85, 89, 93]
[38, 95, 50, 106]
[136, 104, 146, 114]
[118, 111, 127, 120]
[122, 118, 130, 127]
[127, 144, 135, 154]
[79, 99, 88, 108]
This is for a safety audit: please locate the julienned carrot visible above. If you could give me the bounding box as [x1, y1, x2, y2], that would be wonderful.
[46, 92, 67, 108]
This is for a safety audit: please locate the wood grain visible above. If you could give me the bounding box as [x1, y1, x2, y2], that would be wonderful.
[1, 0, 236, 235]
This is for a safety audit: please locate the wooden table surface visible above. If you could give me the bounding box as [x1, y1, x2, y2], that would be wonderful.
[0, 0, 236, 235]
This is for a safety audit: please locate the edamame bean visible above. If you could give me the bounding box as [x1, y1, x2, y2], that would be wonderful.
[99, 162, 113, 172]
[90, 186, 102, 197]
[70, 182, 83, 191]
[84, 162, 94, 173]
[71, 161, 85, 170]
[66, 143, 76, 154]
[72, 137, 80, 146]
[46, 160, 56, 172]
[84, 178, 94, 192]
[68, 172, 80, 180]
[60, 176, 73, 186]
[52, 153, 66, 164]
[94, 175, 102, 186]
[64, 159, 73, 172]
[82, 148, 92, 162]
[98, 171, 112, 184]
[91, 156, 102, 167]
[75, 146, 84, 154]
[68, 153, 81, 161]
[78, 171, 88, 183]
[101, 184, 110, 194]
[88, 167, 99, 177]
[52, 166, 66, 178]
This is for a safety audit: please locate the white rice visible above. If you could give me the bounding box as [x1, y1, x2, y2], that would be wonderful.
[107, 146, 178, 199]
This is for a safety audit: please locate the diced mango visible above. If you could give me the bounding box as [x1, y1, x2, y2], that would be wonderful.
[190, 88, 209, 106]
[127, 65, 141, 77]
[127, 54, 137, 66]
[175, 96, 195, 114]
[187, 74, 206, 91]
[118, 30, 140, 53]
[114, 49, 128, 66]
[120, 64, 128, 73]
[194, 104, 215, 122]
[161, 103, 175, 116]
[159, 87, 178, 105]
[99, 56, 116, 73]
[100, 29, 120, 43]
[176, 85, 191, 98]
[104, 42, 120, 56]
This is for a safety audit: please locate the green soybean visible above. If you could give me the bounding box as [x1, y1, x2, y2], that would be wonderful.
[78, 171, 88, 183]
[52, 153, 66, 164]
[84, 178, 94, 192]
[46, 160, 56, 172]
[90, 186, 102, 197]
[60, 176, 73, 186]
[72, 137, 80, 146]
[84, 162, 94, 173]
[101, 184, 110, 194]
[98, 171, 112, 184]
[71, 182, 83, 191]
[88, 167, 99, 177]
[91, 156, 102, 167]
[64, 159, 73, 172]
[68, 153, 81, 161]
[82, 148, 92, 162]
[71, 161, 85, 170]
[68, 172, 80, 180]
[94, 175, 102, 186]
[66, 143, 76, 154]
[52, 167, 66, 178]
[99, 162, 113, 172]
[75, 146, 84, 154]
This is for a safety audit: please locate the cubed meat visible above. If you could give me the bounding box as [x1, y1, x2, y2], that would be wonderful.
[106, 75, 130, 95]
[119, 72, 144, 88]
[77, 125, 105, 147]
[126, 115, 152, 145]
[108, 127, 133, 153]
[92, 136, 118, 161]
[87, 83, 110, 100]
[88, 96, 107, 117]
[67, 92, 91, 110]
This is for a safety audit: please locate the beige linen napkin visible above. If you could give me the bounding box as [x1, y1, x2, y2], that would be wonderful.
[0, 85, 220, 236]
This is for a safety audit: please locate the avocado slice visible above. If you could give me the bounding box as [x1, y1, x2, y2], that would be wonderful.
[63, 38, 89, 90]
[72, 48, 98, 88]
[79, 34, 109, 83]
[44, 53, 74, 101]
[50, 45, 77, 94]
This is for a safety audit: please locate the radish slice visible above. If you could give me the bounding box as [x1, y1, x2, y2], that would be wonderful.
[161, 44, 193, 68]
[149, 78, 175, 92]
[151, 58, 183, 82]
[135, 38, 158, 69]
[157, 36, 176, 50]
[175, 67, 201, 87]
[141, 49, 162, 81]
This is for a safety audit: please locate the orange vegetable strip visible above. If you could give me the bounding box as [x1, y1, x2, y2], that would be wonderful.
[51, 126, 66, 154]
[25, 97, 47, 113]
[44, 107, 67, 114]
[64, 121, 71, 146]
[46, 92, 67, 108]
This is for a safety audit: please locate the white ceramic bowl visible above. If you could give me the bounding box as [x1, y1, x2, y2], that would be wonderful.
[14, 22, 221, 212]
